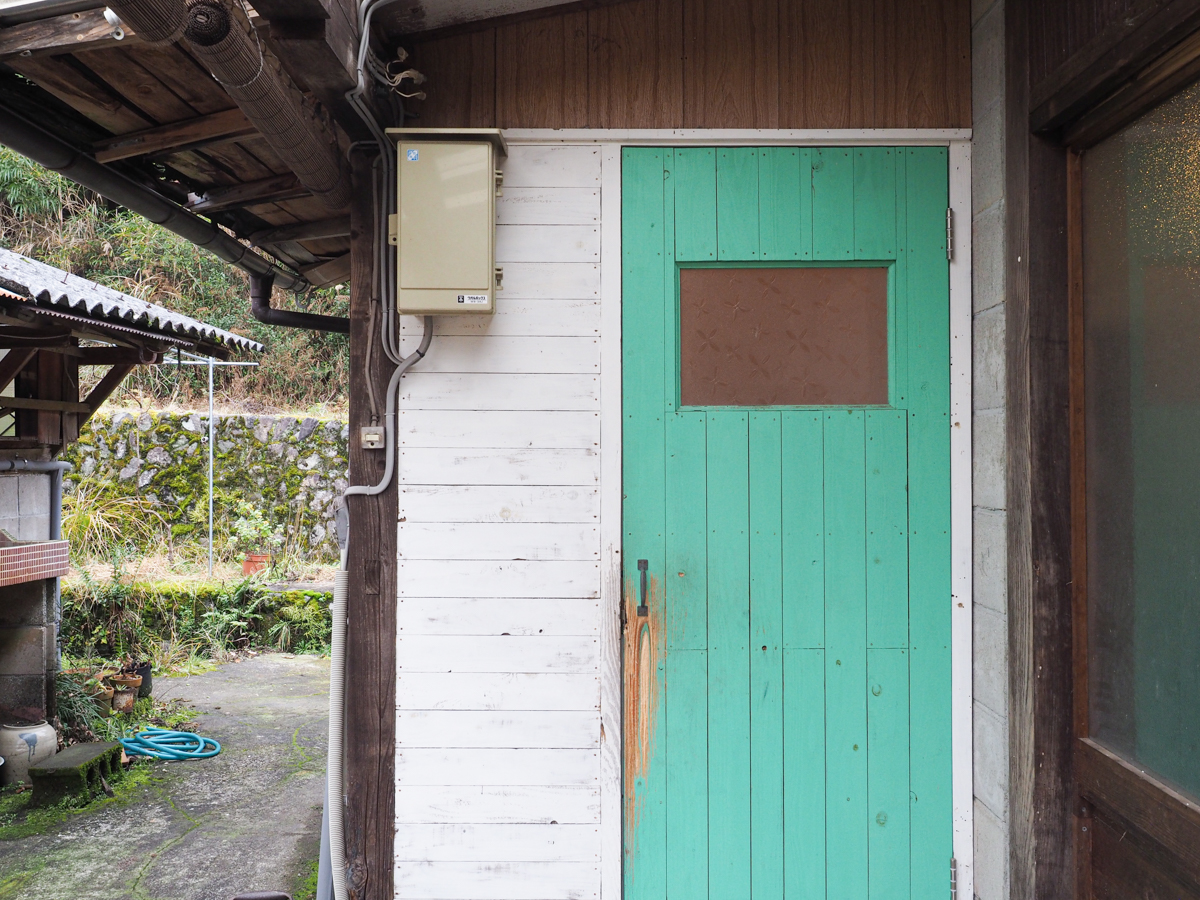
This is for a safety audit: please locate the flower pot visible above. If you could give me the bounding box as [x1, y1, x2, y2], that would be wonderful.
[134, 662, 153, 698]
[112, 688, 138, 715]
[243, 553, 271, 576]
[110, 674, 142, 690]
[0, 721, 57, 785]
[88, 683, 114, 717]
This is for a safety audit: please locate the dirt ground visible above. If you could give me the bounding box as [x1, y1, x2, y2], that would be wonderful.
[0, 654, 330, 900]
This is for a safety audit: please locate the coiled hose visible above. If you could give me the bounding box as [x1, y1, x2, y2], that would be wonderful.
[121, 727, 221, 760]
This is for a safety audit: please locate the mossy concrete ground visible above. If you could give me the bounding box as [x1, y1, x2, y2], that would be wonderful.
[0, 654, 329, 900]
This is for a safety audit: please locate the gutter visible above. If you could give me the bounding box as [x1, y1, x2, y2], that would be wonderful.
[250, 274, 349, 334]
[0, 102, 309, 293]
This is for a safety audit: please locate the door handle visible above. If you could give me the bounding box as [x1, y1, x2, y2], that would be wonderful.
[637, 559, 648, 617]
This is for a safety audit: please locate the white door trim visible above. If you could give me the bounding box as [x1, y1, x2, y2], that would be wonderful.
[501, 129, 973, 900]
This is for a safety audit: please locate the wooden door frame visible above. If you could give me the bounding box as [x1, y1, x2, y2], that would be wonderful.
[506, 128, 972, 900]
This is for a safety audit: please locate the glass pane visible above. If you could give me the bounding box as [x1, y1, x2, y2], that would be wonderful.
[1083, 79, 1200, 799]
[678, 267, 888, 407]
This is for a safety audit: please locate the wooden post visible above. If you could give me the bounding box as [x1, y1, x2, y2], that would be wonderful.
[344, 148, 397, 900]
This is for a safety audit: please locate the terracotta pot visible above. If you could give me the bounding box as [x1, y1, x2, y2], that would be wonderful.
[0, 721, 57, 785]
[243, 553, 271, 576]
[110, 674, 142, 690]
[88, 683, 114, 717]
[112, 688, 138, 715]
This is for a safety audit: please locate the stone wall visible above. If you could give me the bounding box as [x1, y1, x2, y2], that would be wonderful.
[62, 412, 349, 559]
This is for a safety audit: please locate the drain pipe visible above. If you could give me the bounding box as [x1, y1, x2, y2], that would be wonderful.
[250, 274, 349, 334]
[324, 316, 431, 900]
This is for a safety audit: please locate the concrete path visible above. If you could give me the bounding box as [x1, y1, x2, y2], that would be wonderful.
[0, 654, 330, 900]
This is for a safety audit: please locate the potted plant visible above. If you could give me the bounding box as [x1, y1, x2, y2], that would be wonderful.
[109, 672, 142, 715]
[230, 502, 281, 576]
[85, 677, 114, 716]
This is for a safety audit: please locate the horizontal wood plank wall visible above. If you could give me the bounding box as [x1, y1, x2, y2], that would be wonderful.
[394, 144, 605, 900]
[406, 0, 970, 129]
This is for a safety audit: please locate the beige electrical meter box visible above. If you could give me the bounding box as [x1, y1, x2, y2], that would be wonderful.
[387, 129, 507, 314]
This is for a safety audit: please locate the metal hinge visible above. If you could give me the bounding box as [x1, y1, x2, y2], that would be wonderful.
[946, 208, 954, 262]
[950, 857, 958, 899]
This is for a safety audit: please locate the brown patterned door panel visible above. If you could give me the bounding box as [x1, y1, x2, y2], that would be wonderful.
[678, 266, 889, 407]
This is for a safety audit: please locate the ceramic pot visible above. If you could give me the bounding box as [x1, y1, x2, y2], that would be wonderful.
[243, 552, 270, 576]
[110, 674, 142, 690]
[112, 688, 137, 714]
[134, 662, 153, 698]
[0, 721, 57, 785]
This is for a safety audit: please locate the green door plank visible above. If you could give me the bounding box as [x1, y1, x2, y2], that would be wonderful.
[867, 648, 911, 900]
[812, 148, 854, 260]
[675, 147, 717, 262]
[759, 147, 811, 260]
[717, 147, 760, 260]
[666, 647, 709, 900]
[823, 410, 869, 900]
[902, 147, 952, 899]
[750, 412, 784, 900]
[853, 148, 898, 260]
[706, 410, 752, 900]
[866, 410, 910, 648]
[782, 412, 825, 649]
[667, 411, 709, 650]
[783, 647, 826, 900]
[622, 147, 668, 900]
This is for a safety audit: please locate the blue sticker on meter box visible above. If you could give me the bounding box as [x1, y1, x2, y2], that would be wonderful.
[407, 149, 419, 161]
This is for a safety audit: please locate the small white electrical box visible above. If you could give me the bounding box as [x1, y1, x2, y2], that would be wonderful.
[387, 128, 507, 315]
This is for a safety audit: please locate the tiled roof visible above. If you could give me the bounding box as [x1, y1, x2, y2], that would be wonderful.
[0, 246, 263, 353]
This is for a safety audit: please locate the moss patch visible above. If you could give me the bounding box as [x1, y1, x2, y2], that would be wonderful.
[0, 761, 156, 841]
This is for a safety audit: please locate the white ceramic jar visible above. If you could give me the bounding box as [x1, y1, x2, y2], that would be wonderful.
[0, 721, 57, 785]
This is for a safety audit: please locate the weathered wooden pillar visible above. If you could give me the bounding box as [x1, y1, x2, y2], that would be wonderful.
[345, 148, 397, 900]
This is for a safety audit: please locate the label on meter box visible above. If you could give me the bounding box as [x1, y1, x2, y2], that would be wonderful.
[457, 294, 489, 305]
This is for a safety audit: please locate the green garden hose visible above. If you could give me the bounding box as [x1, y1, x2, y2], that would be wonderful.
[120, 727, 221, 760]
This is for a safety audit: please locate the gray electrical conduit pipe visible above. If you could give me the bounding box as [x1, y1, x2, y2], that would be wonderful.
[0, 103, 307, 292]
[327, 315, 431, 900]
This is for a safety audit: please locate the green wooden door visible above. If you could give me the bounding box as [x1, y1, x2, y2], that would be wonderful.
[622, 147, 951, 899]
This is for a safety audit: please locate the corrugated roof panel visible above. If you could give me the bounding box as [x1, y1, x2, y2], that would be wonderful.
[0, 246, 263, 353]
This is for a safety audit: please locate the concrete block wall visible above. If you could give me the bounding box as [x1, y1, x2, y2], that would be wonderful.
[0, 578, 55, 723]
[0, 472, 51, 542]
[972, 1, 1010, 898]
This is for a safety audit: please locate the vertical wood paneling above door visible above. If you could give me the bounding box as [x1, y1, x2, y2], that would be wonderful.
[496, 11, 589, 128]
[404, 0, 970, 129]
[683, 0, 780, 127]
[587, 0, 684, 128]
[406, 30, 497, 128]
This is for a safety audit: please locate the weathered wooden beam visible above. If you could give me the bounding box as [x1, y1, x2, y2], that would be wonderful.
[94, 108, 257, 164]
[0, 396, 89, 413]
[188, 173, 310, 214]
[301, 252, 352, 289]
[0, 348, 35, 394]
[262, 1, 375, 141]
[80, 364, 135, 425]
[253, 0, 330, 19]
[0, 8, 138, 60]
[344, 149, 396, 900]
[78, 347, 160, 366]
[250, 215, 352, 246]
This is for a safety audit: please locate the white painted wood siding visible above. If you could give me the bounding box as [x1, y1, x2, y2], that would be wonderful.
[396, 144, 606, 900]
